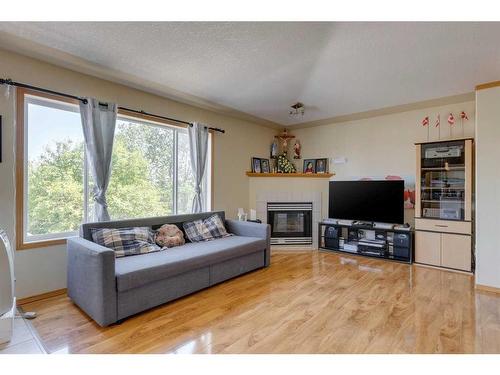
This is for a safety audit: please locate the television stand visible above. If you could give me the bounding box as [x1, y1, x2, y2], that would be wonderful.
[318, 221, 413, 264]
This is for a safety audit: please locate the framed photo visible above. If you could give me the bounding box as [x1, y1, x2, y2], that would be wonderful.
[316, 158, 328, 174]
[303, 159, 316, 174]
[251, 157, 262, 173]
[260, 158, 270, 173]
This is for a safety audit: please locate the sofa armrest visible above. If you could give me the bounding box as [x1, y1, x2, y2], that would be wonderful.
[67, 237, 117, 326]
[226, 219, 271, 267]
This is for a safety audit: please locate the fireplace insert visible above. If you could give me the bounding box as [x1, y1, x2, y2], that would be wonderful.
[267, 202, 312, 245]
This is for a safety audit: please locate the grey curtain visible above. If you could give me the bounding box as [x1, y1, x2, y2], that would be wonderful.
[79, 98, 117, 222]
[188, 122, 209, 213]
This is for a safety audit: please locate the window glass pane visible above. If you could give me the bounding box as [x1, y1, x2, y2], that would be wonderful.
[105, 118, 174, 220]
[177, 130, 196, 214]
[26, 97, 84, 239]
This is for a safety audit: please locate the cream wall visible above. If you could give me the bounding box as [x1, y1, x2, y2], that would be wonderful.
[291, 101, 476, 224]
[475, 86, 500, 289]
[0, 49, 275, 298]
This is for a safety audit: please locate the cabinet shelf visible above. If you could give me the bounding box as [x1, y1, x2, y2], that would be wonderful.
[421, 199, 464, 203]
[421, 187, 465, 190]
[421, 166, 465, 171]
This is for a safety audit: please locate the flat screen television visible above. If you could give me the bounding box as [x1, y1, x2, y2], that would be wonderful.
[328, 180, 404, 224]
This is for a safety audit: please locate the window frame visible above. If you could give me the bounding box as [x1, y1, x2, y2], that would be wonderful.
[16, 88, 214, 250]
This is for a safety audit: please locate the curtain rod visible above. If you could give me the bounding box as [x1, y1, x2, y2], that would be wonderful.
[0, 78, 225, 134]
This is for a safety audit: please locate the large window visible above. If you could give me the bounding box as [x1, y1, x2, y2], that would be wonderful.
[18, 90, 211, 248]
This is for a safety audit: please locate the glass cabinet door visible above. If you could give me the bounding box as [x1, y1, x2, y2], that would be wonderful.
[420, 140, 465, 221]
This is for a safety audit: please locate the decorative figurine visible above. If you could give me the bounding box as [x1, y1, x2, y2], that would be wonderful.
[275, 128, 295, 150]
[270, 140, 278, 159]
[460, 111, 469, 137]
[293, 140, 301, 159]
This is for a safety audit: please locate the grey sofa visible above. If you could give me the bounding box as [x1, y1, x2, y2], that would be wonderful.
[67, 211, 270, 326]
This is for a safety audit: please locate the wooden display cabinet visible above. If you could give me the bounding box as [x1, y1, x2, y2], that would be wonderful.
[414, 138, 474, 272]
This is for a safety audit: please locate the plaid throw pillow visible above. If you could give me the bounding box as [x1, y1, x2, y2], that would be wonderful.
[183, 214, 231, 243]
[91, 227, 161, 258]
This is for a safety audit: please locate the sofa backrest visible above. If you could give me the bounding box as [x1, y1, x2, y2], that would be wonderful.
[80, 211, 226, 242]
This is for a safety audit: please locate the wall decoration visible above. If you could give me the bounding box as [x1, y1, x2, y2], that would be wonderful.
[251, 157, 262, 173]
[421, 116, 430, 140]
[315, 158, 328, 174]
[0, 116, 2, 163]
[447, 113, 455, 138]
[447, 113, 455, 125]
[275, 128, 295, 150]
[293, 140, 301, 159]
[260, 158, 270, 173]
[303, 159, 316, 174]
[460, 111, 469, 137]
[435, 114, 441, 139]
[277, 154, 296, 173]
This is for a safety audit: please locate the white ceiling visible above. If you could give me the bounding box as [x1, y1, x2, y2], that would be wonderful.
[1, 22, 500, 126]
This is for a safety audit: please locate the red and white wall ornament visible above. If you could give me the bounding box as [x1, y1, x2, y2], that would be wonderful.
[420, 110, 469, 140]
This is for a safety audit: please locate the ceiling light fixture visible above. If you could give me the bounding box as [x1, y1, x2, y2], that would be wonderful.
[289, 102, 305, 117]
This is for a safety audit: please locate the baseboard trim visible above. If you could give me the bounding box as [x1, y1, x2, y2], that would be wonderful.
[476, 284, 500, 294]
[413, 262, 473, 275]
[17, 288, 67, 306]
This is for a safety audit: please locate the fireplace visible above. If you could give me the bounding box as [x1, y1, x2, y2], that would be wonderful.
[267, 202, 313, 245]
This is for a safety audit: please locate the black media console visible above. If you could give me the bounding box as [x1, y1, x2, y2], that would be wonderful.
[318, 221, 413, 263]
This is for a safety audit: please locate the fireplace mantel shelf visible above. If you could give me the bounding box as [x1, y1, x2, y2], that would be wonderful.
[246, 172, 334, 178]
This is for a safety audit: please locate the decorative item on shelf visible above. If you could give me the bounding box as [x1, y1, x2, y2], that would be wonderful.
[270, 140, 278, 159]
[274, 128, 295, 149]
[237, 208, 247, 221]
[447, 113, 455, 125]
[460, 111, 469, 137]
[293, 139, 301, 159]
[421, 116, 430, 141]
[250, 157, 271, 173]
[251, 157, 261, 173]
[435, 114, 441, 139]
[303, 159, 316, 174]
[447, 112, 455, 138]
[277, 153, 297, 173]
[260, 158, 270, 173]
[316, 158, 328, 174]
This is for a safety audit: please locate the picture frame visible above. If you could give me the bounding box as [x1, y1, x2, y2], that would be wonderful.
[251, 157, 262, 173]
[303, 159, 316, 174]
[316, 158, 328, 174]
[260, 158, 270, 173]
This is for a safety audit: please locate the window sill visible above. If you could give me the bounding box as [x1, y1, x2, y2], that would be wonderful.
[17, 238, 67, 251]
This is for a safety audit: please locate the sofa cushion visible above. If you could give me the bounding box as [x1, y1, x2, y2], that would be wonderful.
[183, 214, 231, 242]
[91, 227, 161, 258]
[114, 235, 266, 292]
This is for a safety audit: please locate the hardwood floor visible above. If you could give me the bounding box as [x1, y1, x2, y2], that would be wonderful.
[22, 251, 500, 354]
